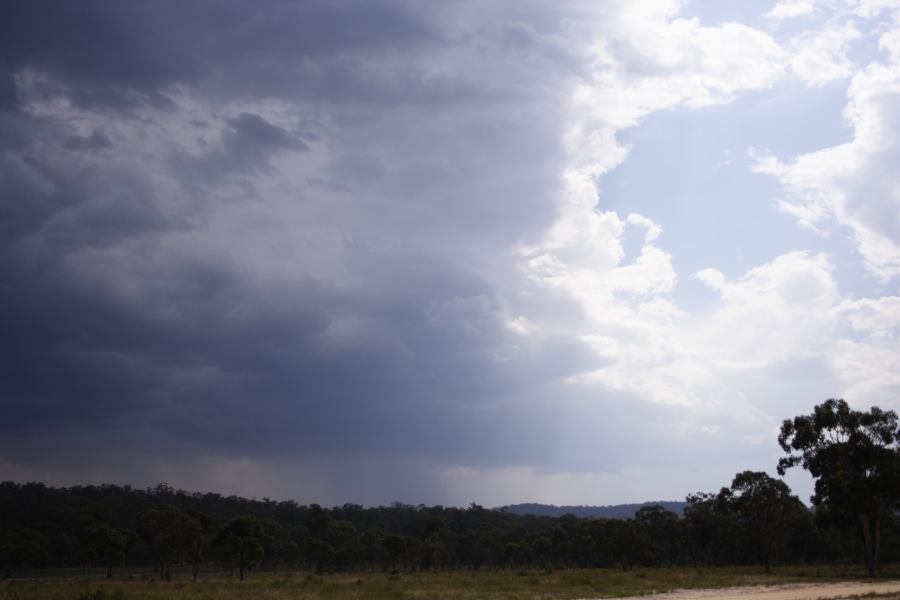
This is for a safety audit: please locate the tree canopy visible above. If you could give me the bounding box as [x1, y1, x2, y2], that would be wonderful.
[778, 399, 900, 575]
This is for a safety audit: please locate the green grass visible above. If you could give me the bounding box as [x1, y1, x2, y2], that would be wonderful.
[4, 565, 900, 600]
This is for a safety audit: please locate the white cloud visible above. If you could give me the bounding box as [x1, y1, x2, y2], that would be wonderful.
[854, 0, 900, 18]
[577, 252, 841, 409]
[831, 295, 900, 402]
[694, 268, 727, 291]
[522, 2, 790, 322]
[879, 12, 900, 59]
[788, 21, 862, 86]
[515, 3, 794, 408]
[837, 295, 900, 336]
[578, 18, 785, 131]
[694, 252, 840, 364]
[753, 34, 900, 279]
[626, 212, 663, 242]
[831, 337, 900, 403]
[764, 0, 817, 22]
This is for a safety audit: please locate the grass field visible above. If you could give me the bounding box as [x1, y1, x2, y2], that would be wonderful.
[4, 565, 900, 600]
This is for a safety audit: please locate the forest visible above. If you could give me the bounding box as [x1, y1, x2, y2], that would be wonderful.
[1, 400, 898, 580]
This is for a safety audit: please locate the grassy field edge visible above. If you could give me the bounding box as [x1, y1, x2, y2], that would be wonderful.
[5, 565, 900, 600]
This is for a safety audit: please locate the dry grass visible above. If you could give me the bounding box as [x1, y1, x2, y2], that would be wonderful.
[3, 565, 900, 600]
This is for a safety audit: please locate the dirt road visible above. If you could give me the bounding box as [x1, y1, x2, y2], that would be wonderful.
[601, 581, 900, 600]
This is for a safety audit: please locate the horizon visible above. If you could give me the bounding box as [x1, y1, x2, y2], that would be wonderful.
[2, 0, 899, 507]
[1, 479, 692, 512]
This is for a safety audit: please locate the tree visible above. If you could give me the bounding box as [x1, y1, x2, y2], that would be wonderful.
[214, 515, 264, 581]
[381, 535, 406, 572]
[683, 491, 732, 566]
[259, 518, 290, 572]
[327, 520, 360, 573]
[305, 537, 335, 574]
[531, 535, 552, 569]
[725, 471, 805, 573]
[85, 524, 128, 578]
[607, 519, 649, 571]
[186, 510, 212, 582]
[778, 399, 900, 575]
[635, 504, 682, 566]
[137, 506, 202, 581]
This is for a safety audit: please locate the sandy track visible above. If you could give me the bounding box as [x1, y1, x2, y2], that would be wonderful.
[596, 581, 900, 600]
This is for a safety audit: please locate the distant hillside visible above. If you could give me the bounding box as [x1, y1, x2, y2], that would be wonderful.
[496, 501, 688, 519]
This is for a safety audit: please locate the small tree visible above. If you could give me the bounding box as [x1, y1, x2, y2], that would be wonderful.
[259, 518, 291, 572]
[86, 524, 128, 578]
[327, 520, 360, 573]
[683, 491, 732, 566]
[215, 515, 264, 581]
[381, 535, 405, 572]
[186, 510, 211, 582]
[306, 537, 335, 574]
[778, 399, 900, 575]
[725, 471, 804, 573]
[635, 504, 682, 566]
[531, 536, 551, 569]
[607, 519, 649, 571]
[137, 506, 202, 581]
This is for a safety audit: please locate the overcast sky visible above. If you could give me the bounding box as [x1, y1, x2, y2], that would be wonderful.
[1, 0, 899, 507]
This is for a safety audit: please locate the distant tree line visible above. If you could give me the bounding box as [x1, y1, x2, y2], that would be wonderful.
[499, 502, 688, 519]
[1, 400, 898, 578]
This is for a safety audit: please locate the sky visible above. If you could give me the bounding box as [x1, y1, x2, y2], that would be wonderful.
[1, 0, 899, 508]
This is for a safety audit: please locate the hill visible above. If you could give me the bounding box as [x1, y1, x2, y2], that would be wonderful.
[496, 501, 687, 518]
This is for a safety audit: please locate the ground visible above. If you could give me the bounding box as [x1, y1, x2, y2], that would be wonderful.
[4, 566, 900, 600]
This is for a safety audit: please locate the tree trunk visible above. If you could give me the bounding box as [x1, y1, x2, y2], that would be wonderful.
[874, 509, 882, 575]
[858, 513, 876, 576]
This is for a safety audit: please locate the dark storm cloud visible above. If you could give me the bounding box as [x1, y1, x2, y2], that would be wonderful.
[0, 0, 609, 501]
[0, 260, 162, 434]
[220, 113, 310, 171]
[62, 130, 112, 152]
[0, 115, 169, 251]
[0, 62, 18, 109]
[167, 112, 312, 185]
[0, 235, 600, 471]
[227, 114, 308, 153]
[0, 0, 440, 109]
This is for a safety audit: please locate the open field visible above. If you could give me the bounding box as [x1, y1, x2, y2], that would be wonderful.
[4, 566, 900, 600]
